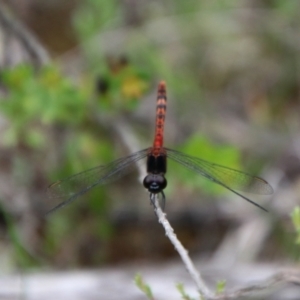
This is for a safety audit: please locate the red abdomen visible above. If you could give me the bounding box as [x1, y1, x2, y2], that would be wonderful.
[153, 81, 167, 149]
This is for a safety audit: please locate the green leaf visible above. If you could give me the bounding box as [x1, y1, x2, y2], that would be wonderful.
[134, 273, 154, 300]
[176, 283, 195, 300]
[216, 280, 226, 294]
[291, 206, 300, 229]
[291, 207, 300, 245]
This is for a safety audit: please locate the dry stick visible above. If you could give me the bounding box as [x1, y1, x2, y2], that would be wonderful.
[0, 4, 49, 66]
[150, 195, 300, 300]
[213, 270, 300, 300]
[150, 194, 213, 299]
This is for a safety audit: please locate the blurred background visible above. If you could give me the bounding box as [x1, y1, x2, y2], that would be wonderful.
[0, 0, 300, 299]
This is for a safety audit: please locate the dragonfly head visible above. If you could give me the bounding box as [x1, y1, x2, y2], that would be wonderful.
[143, 174, 167, 194]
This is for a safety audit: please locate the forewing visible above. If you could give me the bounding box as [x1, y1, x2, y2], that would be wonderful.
[165, 148, 273, 195]
[46, 148, 149, 214]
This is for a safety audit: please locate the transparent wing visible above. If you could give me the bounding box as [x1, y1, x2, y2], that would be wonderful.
[165, 148, 273, 210]
[165, 148, 272, 194]
[46, 148, 149, 215]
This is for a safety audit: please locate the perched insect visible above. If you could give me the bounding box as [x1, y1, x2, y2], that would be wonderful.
[47, 81, 273, 214]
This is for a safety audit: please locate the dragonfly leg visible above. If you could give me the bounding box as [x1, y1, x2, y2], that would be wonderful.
[160, 191, 166, 211]
[150, 193, 155, 207]
[149, 192, 166, 211]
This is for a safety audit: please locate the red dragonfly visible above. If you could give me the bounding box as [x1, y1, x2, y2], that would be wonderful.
[47, 81, 273, 214]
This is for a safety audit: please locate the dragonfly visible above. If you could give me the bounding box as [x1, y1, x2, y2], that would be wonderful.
[47, 81, 273, 215]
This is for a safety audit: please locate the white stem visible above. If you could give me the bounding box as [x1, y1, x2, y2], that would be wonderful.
[151, 194, 213, 299]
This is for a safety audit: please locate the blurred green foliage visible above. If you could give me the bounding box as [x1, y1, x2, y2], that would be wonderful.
[176, 283, 195, 300]
[216, 280, 226, 294]
[94, 56, 150, 111]
[0, 64, 87, 147]
[134, 273, 154, 300]
[0, 58, 151, 267]
[2, 0, 299, 270]
[291, 207, 300, 245]
[168, 135, 241, 196]
[2, 205, 40, 268]
[74, 0, 119, 39]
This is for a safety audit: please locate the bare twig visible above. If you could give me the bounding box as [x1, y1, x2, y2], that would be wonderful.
[150, 194, 300, 300]
[150, 194, 213, 299]
[213, 270, 300, 299]
[0, 4, 49, 66]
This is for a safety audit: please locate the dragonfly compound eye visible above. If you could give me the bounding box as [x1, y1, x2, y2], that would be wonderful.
[143, 174, 167, 193]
